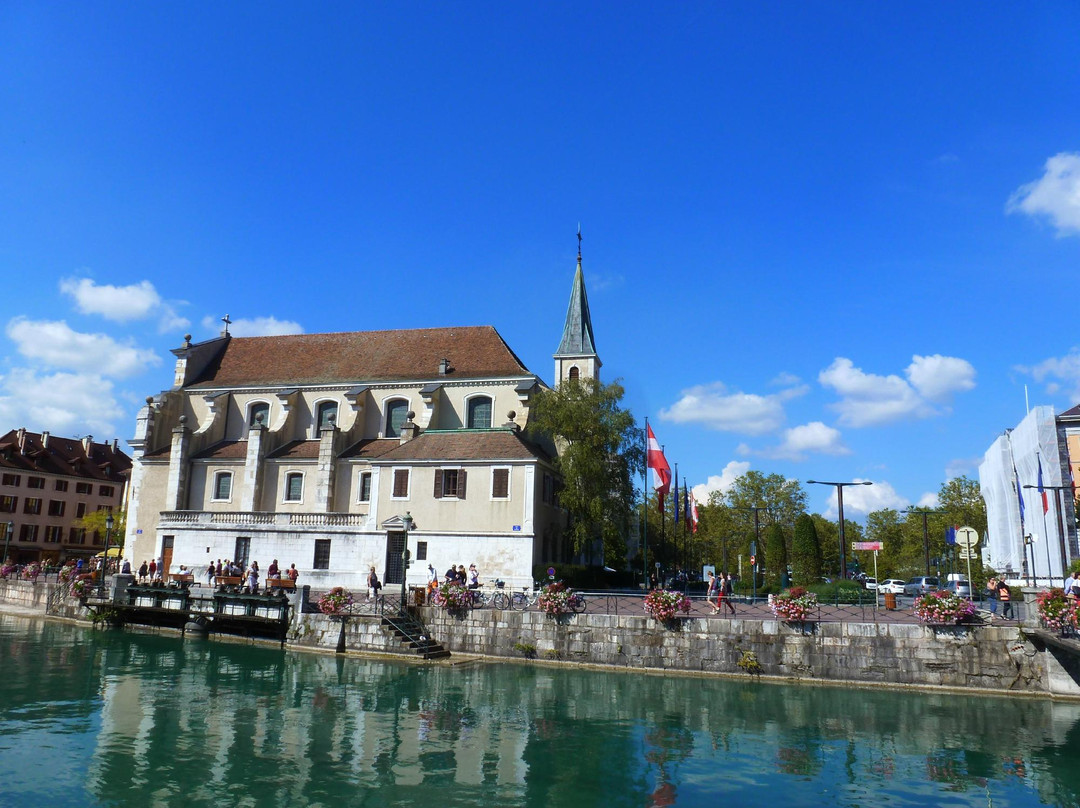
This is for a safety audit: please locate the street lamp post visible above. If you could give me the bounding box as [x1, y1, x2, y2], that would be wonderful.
[807, 480, 873, 580]
[3, 521, 12, 565]
[732, 505, 767, 589]
[100, 512, 114, 593]
[399, 512, 413, 615]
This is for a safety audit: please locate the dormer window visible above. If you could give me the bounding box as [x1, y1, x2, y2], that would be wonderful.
[385, 399, 409, 438]
[212, 471, 233, 502]
[317, 401, 338, 432]
[467, 396, 492, 429]
[249, 402, 270, 427]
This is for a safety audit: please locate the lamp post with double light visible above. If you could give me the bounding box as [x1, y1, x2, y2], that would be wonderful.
[3, 521, 12, 565]
[99, 512, 114, 593]
[807, 480, 873, 580]
[399, 512, 413, 615]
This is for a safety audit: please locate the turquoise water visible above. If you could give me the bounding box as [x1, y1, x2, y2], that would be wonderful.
[1, 614, 1078, 807]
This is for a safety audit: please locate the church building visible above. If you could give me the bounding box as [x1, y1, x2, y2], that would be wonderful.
[123, 252, 600, 592]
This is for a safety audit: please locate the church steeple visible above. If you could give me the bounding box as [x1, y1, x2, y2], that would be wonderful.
[554, 228, 601, 385]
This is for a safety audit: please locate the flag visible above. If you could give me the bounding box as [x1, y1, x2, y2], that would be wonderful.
[946, 526, 956, 545]
[683, 484, 690, 531]
[646, 424, 671, 513]
[673, 466, 680, 523]
[689, 489, 699, 533]
[1037, 454, 1049, 514]
[1013, 461, 1026, 530]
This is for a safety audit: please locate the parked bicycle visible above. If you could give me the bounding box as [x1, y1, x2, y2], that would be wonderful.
[471, 579, 521, 610]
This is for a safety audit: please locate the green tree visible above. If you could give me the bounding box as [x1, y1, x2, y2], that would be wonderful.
[74, 509, 127, 550]
[719, 471, 808, 576]
[527, 378, 644, 566]
[791, 513, 822, 586]
[764, 522, 788, 590]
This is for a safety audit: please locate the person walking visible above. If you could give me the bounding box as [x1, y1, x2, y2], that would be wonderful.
[367, 565, 382, 601]
[986, 577, 999, 619]
[706, 570, 720, 614]
[138, 560, 148, 583]
[998, 578, 1013, 620]
[286, 563, 299, 583]
[721, 573, 737, 615]
[247, 560, 259, 593]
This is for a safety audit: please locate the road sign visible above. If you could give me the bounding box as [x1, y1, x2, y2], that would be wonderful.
[954, 526, 979, 550]
[852, 541, 883, 551]
[959, 550, 976, 560]
[749, 555, 756, 566]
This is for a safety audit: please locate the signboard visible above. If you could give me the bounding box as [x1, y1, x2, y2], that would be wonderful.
[852, 541, 883, 551]
[749, 554, 756, 566]
[512, 525, 521, 532]
[954, 526, 979, 550]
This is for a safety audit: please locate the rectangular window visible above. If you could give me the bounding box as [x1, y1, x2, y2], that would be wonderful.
[99, 485, 115, 497]
[20, 524, 38, 542]
[75, 482, 92, 495]
[0, 495, 16, 513]
[542, 473, 554, 505]
[213, 472, 232, 501]
[44, 525, 63, 543]
[284, 473, 303, 502]
[27, 476, 45, 489]
[358, 471, 372, 503]
[434, 469, 467, 499]
[492, 468, 510, 499]
[48, 500, 65, 517]
[392, 469, 410, 499]
[313, 539, 331, 570]
[234, 537, 250, 569]
[416, 540, 428, 561]
[54, 479, 68, 492]
[68, 527, 86, 545]
[23, 497, 41, 515]
[76, 502, 86, 518]
[1, 474, 19, 487]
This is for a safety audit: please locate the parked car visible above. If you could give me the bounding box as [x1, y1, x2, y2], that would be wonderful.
[863, 577, 878, 591]
[944, 579, 972, 598]
[879, 579, 906, 595]
[903, 576, 940, 596]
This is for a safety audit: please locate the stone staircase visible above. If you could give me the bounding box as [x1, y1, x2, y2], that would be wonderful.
[381, 612, 451, 660]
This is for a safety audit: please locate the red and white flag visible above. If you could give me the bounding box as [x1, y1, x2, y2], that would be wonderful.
[646, 424, 671, 512]
[690, 489, 699, 534]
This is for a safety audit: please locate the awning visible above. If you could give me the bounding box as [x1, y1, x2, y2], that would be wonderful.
[94, 547, 123, 558]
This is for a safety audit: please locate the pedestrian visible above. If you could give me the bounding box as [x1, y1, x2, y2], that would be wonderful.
[1065, 571, 1079, 602]
[721, 573, 736, 615]
[286, 563, 299, 583]
[206, 561, 215, 585]
[148, 558, 157, 580]
[998, 578, 1013, 620]
[986, 577, 999, 618]
[368, 565, 382, 600]
[268, 559, 280, 580]
[154, 557, 164, 581]
[121, 559, 131, 576]
[426, 563, 439, 601]
[706, 570, 720, 614]
[247, 560, 259, 593]
[456, 565, 467, 584]
[216, 559, 223, 576]
[444, 565, 457, 584]
[468, 564, 480, 590]
[138, 560, 148, 583]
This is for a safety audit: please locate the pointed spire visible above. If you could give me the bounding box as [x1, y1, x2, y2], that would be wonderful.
[555, 228, 598, 360]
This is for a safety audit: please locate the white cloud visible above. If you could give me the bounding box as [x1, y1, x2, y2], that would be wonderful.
[917, 492, 940, 509]
[59, 277, 191, 332]
[1019, 347, 1080, 401]
[0, 369, 126, 437]
[6, 318, 160, 378]
[770, 371, 801, 387]
[816, 479, 908, 519]
[819, 355, 975, 427]
[754, 421, 851, 462]
[692, 461, 751, 504]
[659, 381, 806, 435]
[945, 457, 981, 480]
[906, 354, 976, 402]
[202, 315, 304, 338]
[1007, 152, 1080, 236]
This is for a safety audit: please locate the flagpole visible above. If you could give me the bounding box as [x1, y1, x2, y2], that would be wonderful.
[1038, 452, 1052, 587]
[660, 444, 666, 580]
[643, 417, 649, 591]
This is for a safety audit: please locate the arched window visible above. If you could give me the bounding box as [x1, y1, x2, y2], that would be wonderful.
[385, 399, 409, 438]
[212, 471, 232, 501]
[568, 366, 580, 381]
[248, 402, 270, 427]
[284, 472, 304, 502]
[467, 396, 492, 429]
[317, 401, 338, 431]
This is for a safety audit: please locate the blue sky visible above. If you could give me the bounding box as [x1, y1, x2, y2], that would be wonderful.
[3, 2, 1080, 519]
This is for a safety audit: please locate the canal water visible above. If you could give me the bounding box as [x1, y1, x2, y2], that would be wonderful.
[1, 614, 1079, 807]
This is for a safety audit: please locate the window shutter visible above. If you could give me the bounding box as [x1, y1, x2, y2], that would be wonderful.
[393, 469, 409, 498]
[492, 468, 509, 498]
[433, 469, 443, 498]
[459, 470, 467, 499]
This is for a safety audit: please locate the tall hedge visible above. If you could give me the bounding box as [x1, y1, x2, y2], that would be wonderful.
[791, 513, 822, 587]
[764, 522, 788, 590]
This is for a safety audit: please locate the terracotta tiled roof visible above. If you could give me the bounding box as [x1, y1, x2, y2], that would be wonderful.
[192, 440, 248, 460]
[186, 326, 533, 388]
[267, 440, 321, 459]
[375, 429, 551, 463]
[339, 438, 401, 460]
[0, 429, 132, 483]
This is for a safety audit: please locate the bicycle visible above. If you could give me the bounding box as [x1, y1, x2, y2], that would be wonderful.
[512, 581, 586, 612]
[472, 579, 515, 609]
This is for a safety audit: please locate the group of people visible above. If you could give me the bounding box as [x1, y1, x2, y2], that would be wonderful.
[1064, 571, 1080, 601]
[706, 570, 736, 615]
[443, 563, 480, 588]
[136, 558, 165, 583]
[986, 576, 1014, 619]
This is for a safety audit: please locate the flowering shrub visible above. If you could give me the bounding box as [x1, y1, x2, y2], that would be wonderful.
[431, 582, 475, 611]
[20, 563, 42, 582]
[644, 589, 692, 621]
[771, 588, 817, 622]
[537, 581, 583, 615]
[914, 590, 977, 624]
[0, 563, 15, 580]
[1036, 588, 1077, 632]
[70, 578, 89, 599]
[318, 587, 355, 614]
[58, 563, 78, 584]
